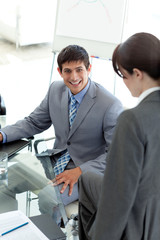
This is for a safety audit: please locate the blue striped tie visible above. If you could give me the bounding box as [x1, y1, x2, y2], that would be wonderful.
[54, 95, 77, 175]
[69, 95, 77, 127]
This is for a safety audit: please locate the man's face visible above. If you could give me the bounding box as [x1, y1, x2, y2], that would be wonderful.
[58, 61, 91, 95]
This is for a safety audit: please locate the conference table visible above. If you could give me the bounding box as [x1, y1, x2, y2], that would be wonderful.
[0, 138, 69, 239]
[0, 116, 77, 239]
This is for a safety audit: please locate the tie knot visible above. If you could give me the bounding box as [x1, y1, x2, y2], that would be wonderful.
[70, 95, 76, 105]
[70, 95, 77, 109]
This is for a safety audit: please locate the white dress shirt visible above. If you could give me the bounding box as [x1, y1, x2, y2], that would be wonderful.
[137, 87, 160, 105]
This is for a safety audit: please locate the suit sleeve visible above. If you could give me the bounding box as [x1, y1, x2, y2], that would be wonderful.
[80, 99, 123, 174]
[91, 110, 144, 240]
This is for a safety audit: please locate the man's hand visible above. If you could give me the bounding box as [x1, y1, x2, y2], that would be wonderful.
[52, 167, 82, 196]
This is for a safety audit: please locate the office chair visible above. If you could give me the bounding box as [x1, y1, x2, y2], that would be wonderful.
[0, 95, 6, 115]
[26, 137, 78, 219]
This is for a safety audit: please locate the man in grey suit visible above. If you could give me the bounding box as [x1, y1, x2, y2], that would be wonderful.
[0, 45, 123, 224]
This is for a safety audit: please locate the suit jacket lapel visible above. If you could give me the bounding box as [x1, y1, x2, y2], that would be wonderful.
[68, 81, 96, 139]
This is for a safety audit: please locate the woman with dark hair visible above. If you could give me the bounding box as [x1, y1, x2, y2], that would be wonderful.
[79, 32, 160, 240]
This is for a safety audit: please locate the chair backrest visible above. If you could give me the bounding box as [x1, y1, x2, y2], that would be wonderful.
[34, 137, 55, 180]
[0, 95, 6, 115]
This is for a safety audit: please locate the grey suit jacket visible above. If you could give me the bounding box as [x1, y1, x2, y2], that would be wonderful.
[2, 80, 123, 173]
[92, 90, 160, 239]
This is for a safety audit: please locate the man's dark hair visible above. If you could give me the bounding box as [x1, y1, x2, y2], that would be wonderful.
[57, 45, 90, 72]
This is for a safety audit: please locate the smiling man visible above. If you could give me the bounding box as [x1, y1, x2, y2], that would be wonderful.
[0, 45, 123, 225]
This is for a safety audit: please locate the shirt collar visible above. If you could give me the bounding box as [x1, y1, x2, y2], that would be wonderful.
[69, 79, 90, 104]
[137, 87, 160, 105]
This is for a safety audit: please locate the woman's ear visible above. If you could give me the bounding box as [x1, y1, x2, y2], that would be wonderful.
[133, 68, 143, 79]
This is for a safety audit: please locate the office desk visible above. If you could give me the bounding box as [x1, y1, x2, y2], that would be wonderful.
[0, 118, 70, 239]
[0, 142, 69, 239]
[0, 149, 48, 210]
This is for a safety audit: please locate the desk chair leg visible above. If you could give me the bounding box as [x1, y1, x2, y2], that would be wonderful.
[26, 191, 39, 217]
[26, 191, 31, 216]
